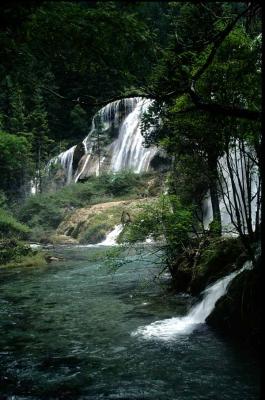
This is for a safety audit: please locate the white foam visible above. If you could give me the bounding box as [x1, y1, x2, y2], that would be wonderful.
[98, 224, 123, 246]
[132, 261, 252, 340]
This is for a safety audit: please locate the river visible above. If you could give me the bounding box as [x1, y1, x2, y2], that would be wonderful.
[0, 245, 260, 399]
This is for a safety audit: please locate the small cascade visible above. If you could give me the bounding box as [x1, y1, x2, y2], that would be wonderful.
[30, 176, 39, 195]
[132, 261, 252, 340]
[59, 146, 77, 184]
[98, 224, 123, 246]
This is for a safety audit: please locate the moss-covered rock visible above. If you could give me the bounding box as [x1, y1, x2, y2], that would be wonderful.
[189, 237, 247, 295]
[57, 198, 155, 244]
[169, 249, 196, 292]
[168, 236, 248, 295]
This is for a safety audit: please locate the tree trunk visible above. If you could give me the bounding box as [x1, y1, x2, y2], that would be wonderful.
[208, 153, 222, 235]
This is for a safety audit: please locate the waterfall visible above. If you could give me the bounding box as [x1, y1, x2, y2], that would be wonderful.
[59, 146, 77, 184]
[132, 261, 252, 340]
[97, 224, 123, 246]
[47, 145, 77, 185]
[46, 97, 157, 185]
[110, 99, 157, 173]
[202, 141, 260, 235]
[30, 176, 39, 195]
[77, 97, 157, 180]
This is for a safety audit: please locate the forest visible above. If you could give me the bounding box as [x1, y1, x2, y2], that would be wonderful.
[0, 1, 262, 399]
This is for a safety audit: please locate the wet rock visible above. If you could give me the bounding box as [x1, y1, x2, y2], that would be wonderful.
[50, 234, 78, 245]
[206, 263, 260, 352]
[44, 255, 64, 263]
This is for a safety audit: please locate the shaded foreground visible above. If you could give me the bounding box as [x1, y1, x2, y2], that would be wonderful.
[0, 246, 260, 399]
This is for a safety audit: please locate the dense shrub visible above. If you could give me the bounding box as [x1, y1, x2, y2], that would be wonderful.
[0, 191, 7, 209]
[121, 195, 193, 250]
[0, 239, 31, 265]
[94, 171, 143, 196]
[18, 195, 63, 229]
[0, 208, 30, 239]
[0, 131, 32, 197]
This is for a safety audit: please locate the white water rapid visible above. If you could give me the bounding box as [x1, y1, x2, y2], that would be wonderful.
[132, 261, 252, 341]
[98, 224, 123, 246]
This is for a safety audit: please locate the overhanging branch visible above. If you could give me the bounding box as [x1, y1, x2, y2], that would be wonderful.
[188, 88, 261, 120]
[41, 2, 261, 122]
[192, 3, 256, 84]
[187, 2, 262, 121]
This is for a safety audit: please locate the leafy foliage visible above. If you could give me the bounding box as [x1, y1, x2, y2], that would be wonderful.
[140, 2, 261, 244]
[0, 131, 32, 197]
[18, 195, 63, 230]
[121, 194, 193, 253]
[0, 208, 30, 239]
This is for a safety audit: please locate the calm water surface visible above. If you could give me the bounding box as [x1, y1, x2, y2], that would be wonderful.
[0, 246, 260, 399]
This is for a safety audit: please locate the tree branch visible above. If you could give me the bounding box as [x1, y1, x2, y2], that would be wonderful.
[41, 2, 261, 122]
[187, 89, 262, 120]
[192, 3, 259, 84]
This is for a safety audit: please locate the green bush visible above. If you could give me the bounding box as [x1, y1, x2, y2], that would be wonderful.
[94, 171, 142, 196]
[52, 183, 94, 207]
[0, 208, 30, 239]
[0, 131, 32, 197]
[0, 191, 8, 209]
[121, 195, 193, 251]
[18, 195, 63, 230]
[0, 239, 31, 265]
[0, 238, 46, 267]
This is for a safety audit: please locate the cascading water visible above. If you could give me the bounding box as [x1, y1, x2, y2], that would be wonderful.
[202, 140, 260, 235]
[75, 224, 123, 247]
[47, 98, 157, 185]
[47, 145, 77, 185]
[132, 260, 252, 340]
[110, 99, 157, 173]
[98, 224, 123, 246]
